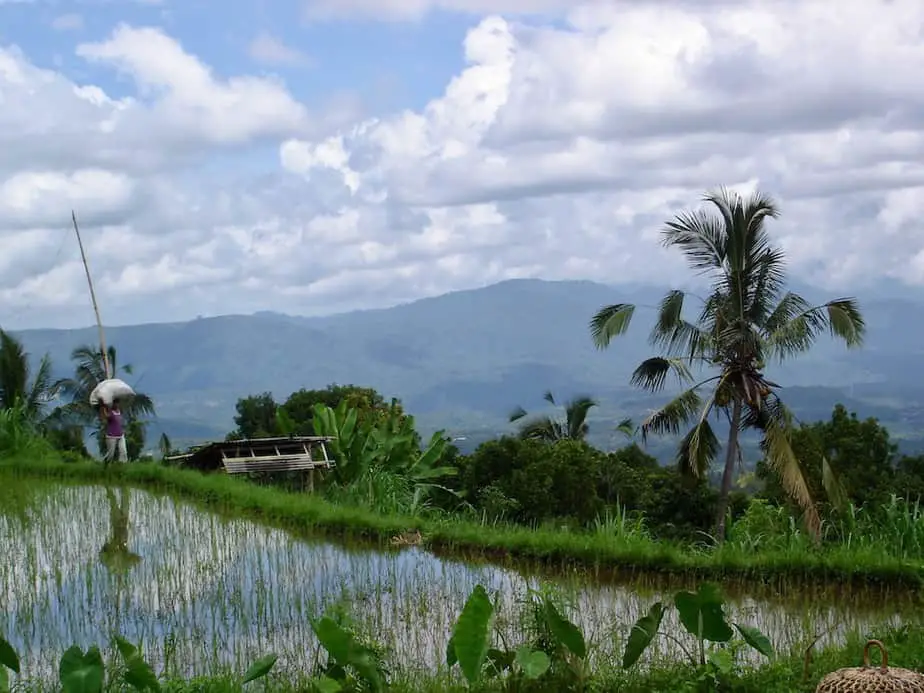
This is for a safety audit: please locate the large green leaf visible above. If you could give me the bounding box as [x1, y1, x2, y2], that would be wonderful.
[622, 602, 664, 668]
[310, 617, 384, 692]
[123, 657, 160, 692]
[340, 407, 358, 446]
[59, 646, 104, 693]
[0, 637, 19, 674]
[708, 649, 734, 675]
[242, 654, 278, 684]
[310, 617, 354, 665]
[414, 433, 447, 472]
[449, 585, 495, 684]
[734, 624, 774, 658]
[312, 676, 341, 693]
[0, 666, 7, 693]
[674, 584, 733, 643]
[514, 646, 550, 680]
[543, 601, 586, 659]
[114, 637, 160, 692]
[113, 637, 138, 661]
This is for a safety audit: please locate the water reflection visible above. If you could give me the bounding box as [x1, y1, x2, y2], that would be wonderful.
[0, 481, 914, 683]
[99, 487, 142, 573]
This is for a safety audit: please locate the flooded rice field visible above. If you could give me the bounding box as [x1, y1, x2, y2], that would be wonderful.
[0, 479, 912, 681]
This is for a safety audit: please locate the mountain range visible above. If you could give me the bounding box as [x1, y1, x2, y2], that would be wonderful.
[11, 278, 924, 458]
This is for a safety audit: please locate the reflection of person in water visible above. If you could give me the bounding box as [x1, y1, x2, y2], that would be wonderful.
[99, 486, 142, 572]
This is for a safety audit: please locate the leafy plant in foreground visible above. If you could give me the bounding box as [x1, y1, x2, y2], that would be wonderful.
[622, 582, 773, 691]
[517, 584, 589, 688]
[0, 635, 276, 692]
[446, 584, 589, 689]
[0, 635, 20, 692]
[306, 610, 389, 692]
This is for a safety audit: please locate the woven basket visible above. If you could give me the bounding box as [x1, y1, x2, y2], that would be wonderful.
[816, 640, 924, 692]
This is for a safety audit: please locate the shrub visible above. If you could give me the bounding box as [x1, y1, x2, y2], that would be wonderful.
[459, 437, 605, 524]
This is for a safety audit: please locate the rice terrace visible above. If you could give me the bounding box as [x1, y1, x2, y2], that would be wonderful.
[6, 189, 924, 692]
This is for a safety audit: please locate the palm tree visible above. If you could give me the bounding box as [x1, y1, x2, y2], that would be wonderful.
[508, 390, 599, 442]
[0, 329, 58, 420]
[589, 188, 865, 540]
[55, 344, 155, 456]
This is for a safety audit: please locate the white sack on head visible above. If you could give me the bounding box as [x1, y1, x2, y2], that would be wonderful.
[89, 378, 135, 406]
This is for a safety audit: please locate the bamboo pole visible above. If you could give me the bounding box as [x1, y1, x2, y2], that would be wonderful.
[71, 210, 111, 379]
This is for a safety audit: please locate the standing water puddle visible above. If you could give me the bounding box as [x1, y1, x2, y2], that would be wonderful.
[0, 480, 915, 681]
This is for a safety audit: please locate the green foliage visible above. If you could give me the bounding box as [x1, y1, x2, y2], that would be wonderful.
[590, 188, 866, 540]
[0, 635, 276, 692]
[674, 583, 735, 648]
[757, 403, 898, 510]
[126, 419, 147, 460]
[308, 612, 388, 691]
[158, 433, 174, 461]
[0, 329, 57, 420]
[0, 402, 56, 458]
[229, 385, 410, 441]
[231, 392, 277, 440]
[447, 584, 495, 684]
[508, 390, 598, 442]
[446, 585, 572, 687]
[312, 400, 456, 514]
[459, 437, 738, 537]
[114, 637, 160, 692]
[458, 437, 605, 525]
[622, 603, 664, 668]
[242, 655, 278, 685]
[622, 582, 773, 691]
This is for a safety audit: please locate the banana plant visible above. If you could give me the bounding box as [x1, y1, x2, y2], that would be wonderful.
[312, 401, 381, 486]
[311, 401, 457, 507]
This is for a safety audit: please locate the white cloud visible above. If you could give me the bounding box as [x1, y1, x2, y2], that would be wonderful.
[3, 1, 924, 330]
[76, 25, 311, 145]
[302, 0, 570, 21]
[51, 13, 84, 31]
[0, 170, 135, 221]
[248, 32, 312, 67]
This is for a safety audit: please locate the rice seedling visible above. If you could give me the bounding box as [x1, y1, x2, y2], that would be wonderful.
[0, 478, 919, 691]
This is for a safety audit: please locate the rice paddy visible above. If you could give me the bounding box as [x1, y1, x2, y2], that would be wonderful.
[1, 477, 918, 689]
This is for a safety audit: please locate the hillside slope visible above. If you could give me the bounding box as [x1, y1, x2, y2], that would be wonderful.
[13, 279, 924, 454]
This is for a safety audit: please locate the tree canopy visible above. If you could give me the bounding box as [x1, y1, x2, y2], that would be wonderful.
[590, 187, 866, 540]
[229, 384, 407, 440]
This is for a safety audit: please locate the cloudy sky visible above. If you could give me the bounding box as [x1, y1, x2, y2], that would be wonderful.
[1, 0, 922, 329]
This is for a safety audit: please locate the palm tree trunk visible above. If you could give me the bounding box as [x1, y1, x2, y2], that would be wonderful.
[714, 398, 742, 540]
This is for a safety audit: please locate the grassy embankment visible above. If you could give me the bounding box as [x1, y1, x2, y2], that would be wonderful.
[3, 453, 924, 588]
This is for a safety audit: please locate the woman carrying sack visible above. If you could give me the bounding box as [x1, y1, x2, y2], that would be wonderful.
[100, 399, 128, 463]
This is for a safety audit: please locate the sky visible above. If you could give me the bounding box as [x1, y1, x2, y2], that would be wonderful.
[1, 0, 923, 329]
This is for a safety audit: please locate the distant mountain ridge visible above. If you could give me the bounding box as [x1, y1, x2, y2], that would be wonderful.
[12, 278, 924, 456]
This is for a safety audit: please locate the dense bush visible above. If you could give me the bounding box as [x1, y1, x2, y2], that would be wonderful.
[453, 437, 747, 538]
[757, 403, 924, 515]
[455, 437, 605, 525]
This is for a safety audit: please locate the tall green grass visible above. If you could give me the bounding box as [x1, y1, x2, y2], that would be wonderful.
[3, 455, 924, 588]
[0, 403, 55, 459]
